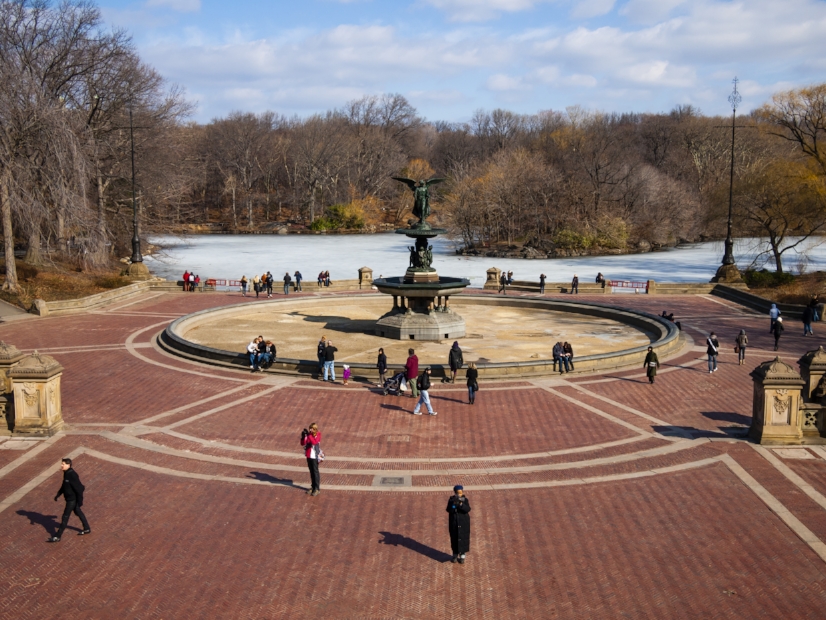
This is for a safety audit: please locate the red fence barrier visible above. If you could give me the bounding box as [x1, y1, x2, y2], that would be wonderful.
[205, 279, 243, 288]
[608, 280, 649, 292]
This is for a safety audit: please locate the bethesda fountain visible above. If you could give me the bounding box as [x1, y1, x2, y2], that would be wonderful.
[372, 177, 470, 340]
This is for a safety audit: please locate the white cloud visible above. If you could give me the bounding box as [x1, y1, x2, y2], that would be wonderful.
[421, 0, 547, 22]
[620, 0, 687, 24]
[569, 0, 616, 20]
[145, 0, 201, 12]
[486, 73, 529, 91]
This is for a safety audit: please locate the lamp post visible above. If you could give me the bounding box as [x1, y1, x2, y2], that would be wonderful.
[713, 77, 744, 283]
[126, 106, 150, 279]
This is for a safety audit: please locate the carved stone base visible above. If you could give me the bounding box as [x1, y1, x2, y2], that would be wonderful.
[127, 261, 152, 280]
[711, 263, 742, 283]
[375, 308, 466, 341]
[404, 269, 439, 283]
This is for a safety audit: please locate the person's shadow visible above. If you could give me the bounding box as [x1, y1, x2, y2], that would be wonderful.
[247, 472, 298, 488]
[16, 510, 64, 535]
[378, 531, 453, 563]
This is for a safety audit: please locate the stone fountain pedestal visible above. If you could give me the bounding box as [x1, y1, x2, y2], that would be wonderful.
[373, 224, 470, 341]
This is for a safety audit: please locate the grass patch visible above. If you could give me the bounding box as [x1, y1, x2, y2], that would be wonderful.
[746, 271, 826, 305]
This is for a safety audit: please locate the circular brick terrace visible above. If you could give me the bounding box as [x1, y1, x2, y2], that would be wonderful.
[1, 288, 826, 618]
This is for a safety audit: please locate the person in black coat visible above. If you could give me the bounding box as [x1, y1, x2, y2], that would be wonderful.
[466, 362, 479, 405]
[376, 347, 387, 387]
[772, 317, 784, 351]
[803, 305, 815, 336]
[447, 484, 471, 563]
[48, 458, 90, 542]
[448, 341, 464, 384]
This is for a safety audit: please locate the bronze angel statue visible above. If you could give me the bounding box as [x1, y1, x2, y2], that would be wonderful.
[392, 177, 446, 224]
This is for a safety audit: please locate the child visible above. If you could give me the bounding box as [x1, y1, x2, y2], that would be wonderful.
[342, 364, 351, 385]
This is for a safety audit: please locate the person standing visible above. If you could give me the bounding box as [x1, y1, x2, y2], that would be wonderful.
[182, 270, 190, 292]
[466, 362, 479, 405]
[301, 424, 322, 496]
[706, 332, 719, 373]
[283, 272, 292, 295]
[735, 330, 748, 365]
[499, 272, 507, 295]
[294, 271, 303, 292]
[448, 342, 464, 384]
[240, 275, 248, 296]
[47, 458, 90, 542]
[266, 271, 273, 298]
[323, 340, 338, 382]
[769, 304, 781, 333]
[405, 348, 419, 399]
[412, 367, 437, 415]
[317, 336, 327, 377]
[253, 274, 260, 298]
[772, 317, 784, 351]
[376, 348, 387, 387]
[539, 273, 546, 294]
[803, 304, 815, 336]
[643, 346, 659, 384]
[571, 274, 579, 294]
[446, 485, 471, 564]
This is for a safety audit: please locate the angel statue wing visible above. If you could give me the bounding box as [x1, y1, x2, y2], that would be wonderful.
[392, 177, 418, 191]
[425, 177, 446, 187]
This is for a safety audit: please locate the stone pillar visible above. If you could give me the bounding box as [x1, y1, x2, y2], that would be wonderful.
[647, 280, 656, 294]
[9, 352, 64, 437]
[484, 267, 501, 290]
[0, 342, 24, 435]
[358, 266, 373, 289]
[799, 346, 826, 401]
[749, 358, 805, 444]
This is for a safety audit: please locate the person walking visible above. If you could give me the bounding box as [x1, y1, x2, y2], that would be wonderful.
[643, 346, 659, 384]
[706, 332, 719, 373]
[498, 271, 507, 295]
[446, 485, 471, 564]
[283, 272, 292, 295]
[466, 362, 479, 405]
[803, 304, 815, 336]
[294, 271, 303, 292]
[376, 347, 387, 387]
[448, 341, 464, 384]
[405, 349, 419, 399]
[412, 367, 437, 415]
[317, 336, 327, 377]
[300, 423, 322, 496]
[47, 458, 90, 542]
[266, 271, 273, 298]
[735, 330, 748, 365]
[772, 317, 784, 351]
[240, 275, 248, 296]
[323, 340, 338, 382]
[253, 274, 260, 298]
[769, 304, 781, 333]
[539, 273, 546, 294]
[571, 274, 579, 294]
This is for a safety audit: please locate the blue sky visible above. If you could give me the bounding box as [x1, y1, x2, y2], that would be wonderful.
[99, 0, 826, 123]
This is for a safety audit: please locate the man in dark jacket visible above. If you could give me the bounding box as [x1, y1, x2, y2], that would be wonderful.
[48, 458, 90, 542]
[323, 340, 338, 382]
[283, 272, 292, 295]
[404, 349, 419, 398]
[772, 317, 784, 351]
[412, 367, 436, 415]
[448, 342, 464, 384]
[447, 484, 471, 563]
[553, 341, 564, 373]
[803, 305, 815, 336]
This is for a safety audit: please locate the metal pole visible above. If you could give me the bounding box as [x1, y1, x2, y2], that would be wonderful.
[722, 78, 741, 266]
[129, 107, 142, 263]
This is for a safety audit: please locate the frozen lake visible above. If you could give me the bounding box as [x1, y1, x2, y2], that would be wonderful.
[144, 234, 826, 287]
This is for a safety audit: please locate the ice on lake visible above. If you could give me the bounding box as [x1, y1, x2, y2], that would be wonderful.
[144, 234, 826, 288]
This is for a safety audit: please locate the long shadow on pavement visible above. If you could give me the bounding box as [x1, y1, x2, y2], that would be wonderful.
[378, 531, 453, 563]
[248, 472, 298, 488]
[16, 510, 66, 535]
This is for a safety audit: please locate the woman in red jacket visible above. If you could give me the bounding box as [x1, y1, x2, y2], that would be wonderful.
[301, 423, 322, 496]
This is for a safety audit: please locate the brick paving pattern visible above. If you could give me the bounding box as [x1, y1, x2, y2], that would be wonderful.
[0, 290, 825, 618]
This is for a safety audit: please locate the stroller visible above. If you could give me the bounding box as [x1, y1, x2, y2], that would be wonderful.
[383, 371, 407, 396]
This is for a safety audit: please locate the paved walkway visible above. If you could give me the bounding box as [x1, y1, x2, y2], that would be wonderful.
[1, 289, 825, 618]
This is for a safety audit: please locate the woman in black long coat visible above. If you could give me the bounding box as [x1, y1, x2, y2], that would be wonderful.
[448, 342, 464, 384]
[447, 484, 471, 563]
[376, 348, 387, 387]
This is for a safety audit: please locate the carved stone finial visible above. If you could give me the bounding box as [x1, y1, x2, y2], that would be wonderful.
[750, 357, 805, 384]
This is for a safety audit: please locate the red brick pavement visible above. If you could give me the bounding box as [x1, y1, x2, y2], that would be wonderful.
[0, 291, 824, 617]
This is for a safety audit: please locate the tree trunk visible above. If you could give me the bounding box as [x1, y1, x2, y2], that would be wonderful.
[248, 197, 253, 228]
[57, 207, 67, 253]
[231, 187, 237, 229]
[24, 224, 43, 266]
[1, 170, 20, 293]
[95, 170, 107, 260]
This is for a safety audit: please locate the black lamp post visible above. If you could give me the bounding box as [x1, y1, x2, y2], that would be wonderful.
[129, 106, 143, 264]
[721, 77, 741, 267]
